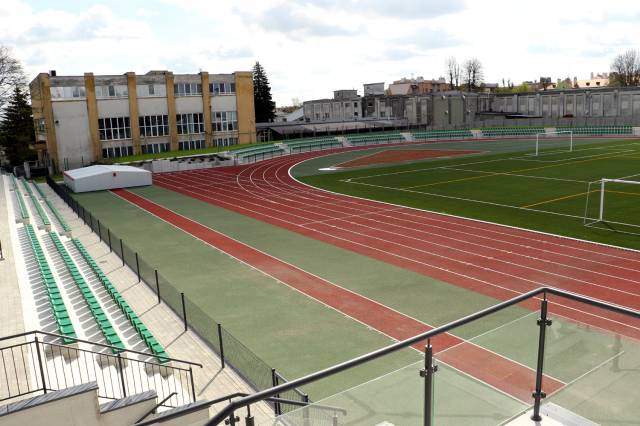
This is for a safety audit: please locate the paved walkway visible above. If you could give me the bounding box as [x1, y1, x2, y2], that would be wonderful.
[34, 182, 276, 423]
[0, 175, 25, 337]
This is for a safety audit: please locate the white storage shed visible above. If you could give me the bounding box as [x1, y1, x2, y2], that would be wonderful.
[63, 165, 152, 193]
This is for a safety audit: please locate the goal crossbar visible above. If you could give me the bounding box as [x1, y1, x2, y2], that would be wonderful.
[584, 178, 640, 231]
[535, 130, 573, 156]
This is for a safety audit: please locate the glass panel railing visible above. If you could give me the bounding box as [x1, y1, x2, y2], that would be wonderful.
[269, 305, 540, 425]
[541, 294, 640, 425]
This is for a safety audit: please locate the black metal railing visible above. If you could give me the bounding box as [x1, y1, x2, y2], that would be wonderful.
[45, 177, 306, 413]
[205, 287, 640, 425]
[0, 330, 201, 408]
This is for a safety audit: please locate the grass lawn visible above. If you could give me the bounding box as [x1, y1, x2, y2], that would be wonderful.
[293, 138, 640, 250]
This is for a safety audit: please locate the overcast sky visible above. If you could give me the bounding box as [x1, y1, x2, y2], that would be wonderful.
[2, 0, 640, 105]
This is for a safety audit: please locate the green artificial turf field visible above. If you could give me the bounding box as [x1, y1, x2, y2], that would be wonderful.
[294, 138, 640, 250]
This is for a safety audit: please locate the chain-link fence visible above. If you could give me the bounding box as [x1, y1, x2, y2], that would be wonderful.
[46, 176, 307, 413]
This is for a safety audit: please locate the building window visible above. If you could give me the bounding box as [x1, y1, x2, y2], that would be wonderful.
[136, 84, 165, 97]
[213, 111, 237, 132]
[50, 86, 86, 99]
[214, 137, 238, 147]
[98, 117, 131, 140]
[176, 113, 205, 134]
[141, 142, 170, 154]
[139, 115, 169, 137]
[209, 82, 236, 95]
[178, 139, 206, 150]
[35, 119, 46, 132]
[95, 85, 128, 98]
[102, 145, 134, 158]
[174, 83, 202, 96]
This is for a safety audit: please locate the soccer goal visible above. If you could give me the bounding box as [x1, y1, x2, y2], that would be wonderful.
[534, 130, 573, 156]
[583, 178, 640, 235]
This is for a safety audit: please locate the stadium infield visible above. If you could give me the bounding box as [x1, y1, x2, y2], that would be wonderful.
[71, 137, 640, 424]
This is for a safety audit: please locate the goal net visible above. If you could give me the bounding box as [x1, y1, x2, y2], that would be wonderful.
[534, 131, 573, 156]
[583, 178, 640, 235]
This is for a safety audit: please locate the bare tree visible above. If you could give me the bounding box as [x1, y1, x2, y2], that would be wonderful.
[445, 57, 461, 90]
[0, 46, 25, 110]
[610, 50, 640, 87]
[463, 58, 483, 91]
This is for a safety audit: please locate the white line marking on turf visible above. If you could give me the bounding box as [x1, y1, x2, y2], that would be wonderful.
[439, 166, 590, 183]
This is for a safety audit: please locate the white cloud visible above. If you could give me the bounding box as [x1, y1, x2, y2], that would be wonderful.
[2, 0, 640, 106]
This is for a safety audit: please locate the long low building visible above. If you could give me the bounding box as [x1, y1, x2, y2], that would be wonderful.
[30, 70, 256, 171]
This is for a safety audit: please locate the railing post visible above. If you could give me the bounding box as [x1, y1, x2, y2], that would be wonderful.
[303, 394, 310, 426]
[271, 368, 281, 416]
[155, 269, 161, 304]
[135, 252, 140, 283]
[189, 366, 196, 402]
[181, 292, 187, 332]
[117, 353, 127, 398]
[531, 294, 552, 421]
[34, 336, 48, 394]
[244, 405, 254, 426]
[226, 411, 238, 426]
[120, 240, 124, 266]
[217, 323, 225, 368]
[420, 339, 437, 426]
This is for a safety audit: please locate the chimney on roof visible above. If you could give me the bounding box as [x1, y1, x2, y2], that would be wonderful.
[50, 70, 57, 77]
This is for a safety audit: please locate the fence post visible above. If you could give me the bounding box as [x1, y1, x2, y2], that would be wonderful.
[271, 368, 281, 416]
[420, 339, 437, 426]
[108, 229, 112, 252]
[117, 353, 127, 398]
[217, 323, 225, 368]
[135, 252, 140, 283]
[302, 394, 310, 426]
[89, 214, 93, 231]
[34, 336, 48, 394]
[531, 294, 552, 421]
[155, 270, 161, 304]
[120, 240, 124, 266]
[181, 292, 187, 332]
[97, 219, 101, 242]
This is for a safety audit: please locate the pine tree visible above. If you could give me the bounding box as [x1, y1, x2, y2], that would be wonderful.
[253, 62, 275, 123]
[0, 86, 35, 166]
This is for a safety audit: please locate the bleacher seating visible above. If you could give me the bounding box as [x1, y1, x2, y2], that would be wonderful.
[234, 145, 286, 162]
[286, 137, 342, 152]
[346, 132, 404, 145]
[11, 176, 29, 221]
[556, 125, 632, 135]
[480, 127, 544, 137]
[412, 129, 474, 140]
[22, 180, 50, 227]
[49, 232, 125, 352]
[73, 239, 170, 363]
[25, 225, 77, 344]
[32, 182, 71, 233]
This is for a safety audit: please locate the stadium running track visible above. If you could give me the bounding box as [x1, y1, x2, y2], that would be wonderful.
[112, 144, 640, 403]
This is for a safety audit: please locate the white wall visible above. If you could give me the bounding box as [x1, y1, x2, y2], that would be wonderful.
[97, 99, 130, 118]
[52, 101, 93, 168]
[211, 95, 236, 112]
[139, 97, 168, 116]
[176, 97, 203, 113]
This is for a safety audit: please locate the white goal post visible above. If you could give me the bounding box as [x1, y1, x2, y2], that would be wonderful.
[535, 130, 573, 156]
[583, 178, 640, 231]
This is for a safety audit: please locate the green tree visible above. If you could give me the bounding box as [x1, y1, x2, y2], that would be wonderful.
[0, 86, 35, 165]
[252, 61, 275, 123]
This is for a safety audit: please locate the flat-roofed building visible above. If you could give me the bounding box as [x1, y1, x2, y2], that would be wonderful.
[29, 70, 256, 171]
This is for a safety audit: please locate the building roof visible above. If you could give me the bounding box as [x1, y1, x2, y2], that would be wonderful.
[63, 165, 150, 180]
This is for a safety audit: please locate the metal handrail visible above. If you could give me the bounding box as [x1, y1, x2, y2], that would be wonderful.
[135, 392, 177, 424]
[206, 287, 640, 425]
[0, 330, 203, 368]
[134, 392, 346, 426]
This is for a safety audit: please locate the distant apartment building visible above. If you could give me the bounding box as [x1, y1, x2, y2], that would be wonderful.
[574, 72, 610, 89]
[303, 89, 362, 122]
[388, 77, 450, 95]
[363, 82, 385, 96]
[30, 70, 256, 170]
